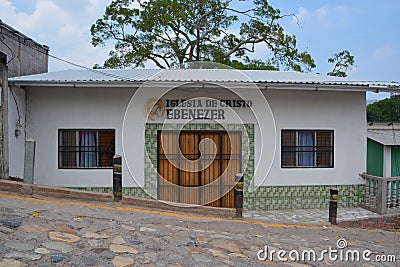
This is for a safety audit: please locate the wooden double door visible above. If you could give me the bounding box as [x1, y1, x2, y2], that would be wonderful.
[158, 131, 241, 208]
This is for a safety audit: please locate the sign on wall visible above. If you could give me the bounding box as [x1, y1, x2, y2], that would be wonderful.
[145, 98, 253, 121]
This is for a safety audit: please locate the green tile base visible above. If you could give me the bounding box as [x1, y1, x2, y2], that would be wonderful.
[73, 187, 152, 199]
[244, 184, 365, 210]
[73, 184, 365, 210]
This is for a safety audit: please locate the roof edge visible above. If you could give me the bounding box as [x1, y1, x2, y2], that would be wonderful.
[9, 80, 376, 92]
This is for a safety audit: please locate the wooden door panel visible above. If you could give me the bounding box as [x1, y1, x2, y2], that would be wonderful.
[220, 132, 240, 208]
[158, 131, 241, 208]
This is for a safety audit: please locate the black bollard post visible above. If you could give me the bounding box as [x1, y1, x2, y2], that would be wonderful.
[329, 188, 338, 224]
[113, 154, 122, 201]
[234, 173, 244, 218]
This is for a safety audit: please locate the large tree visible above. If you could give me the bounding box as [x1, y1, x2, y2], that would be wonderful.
[367, 94, 400, 122]
[90, 0, 315, 71]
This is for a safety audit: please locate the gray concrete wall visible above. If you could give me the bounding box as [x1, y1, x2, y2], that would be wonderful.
[0, 21, 49, 77]
[9, 86, 26, 179]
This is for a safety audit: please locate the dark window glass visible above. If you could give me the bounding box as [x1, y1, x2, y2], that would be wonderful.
[59, 129, 115, 168]
[281, 130, 333, 168]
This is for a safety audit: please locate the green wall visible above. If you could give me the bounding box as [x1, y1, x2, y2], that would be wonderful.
[367, 138, 384, 177]
[392, 146, 400, 177]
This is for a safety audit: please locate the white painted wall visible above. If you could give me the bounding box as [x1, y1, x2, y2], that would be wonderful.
[9, 87, 26, 178]
[261, 90, 366, 186]
[20, 85, 366, 188]
[25, 86, 137, 187]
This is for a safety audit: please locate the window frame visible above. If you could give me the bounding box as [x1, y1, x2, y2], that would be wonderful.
[58, 129, 115, 169]
[281, 129, 334, 169]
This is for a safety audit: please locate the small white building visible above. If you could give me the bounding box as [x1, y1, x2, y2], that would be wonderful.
[8, 69, 399, 210]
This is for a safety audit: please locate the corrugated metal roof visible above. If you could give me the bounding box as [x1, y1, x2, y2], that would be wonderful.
[9, 69, 399, 89]
[10, 69, 160, 82]
[367, 123, 400, 146]
[367, 129, 400, 146]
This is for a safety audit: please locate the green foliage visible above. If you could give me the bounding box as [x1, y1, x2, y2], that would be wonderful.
[327, 50, 355, 77]
[367, 94, 400, 122]
[229, 57, 278, 70]
[90, 0, 315, 71]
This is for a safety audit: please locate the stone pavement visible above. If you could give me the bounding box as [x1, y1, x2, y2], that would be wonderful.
[0, 192, 399, 266]
[244, 207, 381, 225]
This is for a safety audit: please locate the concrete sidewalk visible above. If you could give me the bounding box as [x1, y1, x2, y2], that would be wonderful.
[243, 207, 381, 225]
[1, 179, 398, 231]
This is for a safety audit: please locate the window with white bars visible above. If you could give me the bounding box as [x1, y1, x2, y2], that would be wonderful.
[281, 130, 334, 168]
[58, 129, 115, 168]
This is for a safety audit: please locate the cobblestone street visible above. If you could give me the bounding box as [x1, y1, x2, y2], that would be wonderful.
[0, 192, 399, 266]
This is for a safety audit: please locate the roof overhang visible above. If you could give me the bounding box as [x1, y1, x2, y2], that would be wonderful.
[9, 80, 396, 93]
[8, 69, 400, 93]
[9, 80, 143, 88]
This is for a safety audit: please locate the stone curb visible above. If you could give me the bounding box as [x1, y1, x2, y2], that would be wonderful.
[0, 180, 236, 218]
[122, 196, 235, 217]
[338, 213, 400, 232]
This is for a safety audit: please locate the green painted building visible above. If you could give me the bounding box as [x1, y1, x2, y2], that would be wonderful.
[367, 123, 400, 177]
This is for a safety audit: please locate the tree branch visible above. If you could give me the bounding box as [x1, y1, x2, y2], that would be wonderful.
[148, 55, 168, 69]
[224, 37, 264, 57]
[225, 7, 257, 19]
